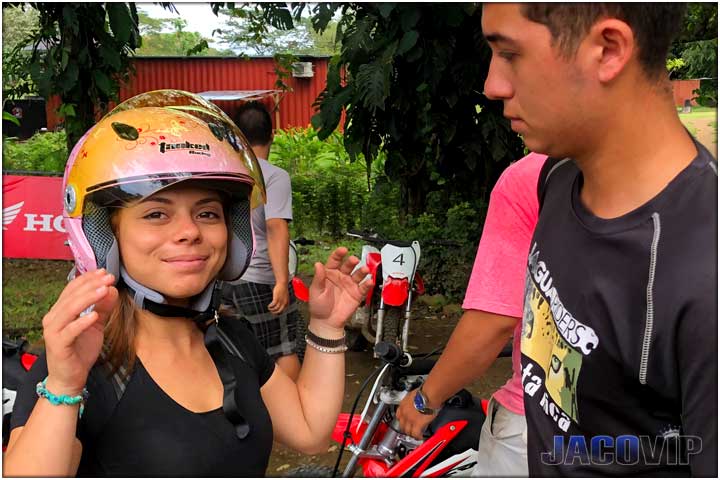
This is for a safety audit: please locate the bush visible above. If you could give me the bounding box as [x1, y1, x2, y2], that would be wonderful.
[270, 128, 377, 238]
[3, 131, 68, 173]
[360, 186, 488, 302]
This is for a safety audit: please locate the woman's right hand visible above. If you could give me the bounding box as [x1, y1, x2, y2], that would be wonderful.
[42, 268, 119, 395]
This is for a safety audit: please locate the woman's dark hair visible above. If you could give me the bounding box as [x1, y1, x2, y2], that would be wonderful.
[234, 101, 273, 146]
[521, 3, 687, 77]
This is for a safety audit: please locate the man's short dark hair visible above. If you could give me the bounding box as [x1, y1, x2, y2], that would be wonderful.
[234, 101, 273, 146]
[521, 3, 687, 77]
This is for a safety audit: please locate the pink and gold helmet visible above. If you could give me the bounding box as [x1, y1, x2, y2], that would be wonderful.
[62, 90, 265, 282]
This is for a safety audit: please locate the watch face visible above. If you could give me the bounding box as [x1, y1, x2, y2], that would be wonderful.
[414, 391, 425, 411]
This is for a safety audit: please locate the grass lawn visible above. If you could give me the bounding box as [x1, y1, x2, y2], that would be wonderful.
[3, 259, 73, 345]
[677, 105, 717, 114]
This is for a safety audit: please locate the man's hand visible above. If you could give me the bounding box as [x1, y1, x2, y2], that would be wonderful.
[268, 283, 290, 314]
[397, 389, 437, 439]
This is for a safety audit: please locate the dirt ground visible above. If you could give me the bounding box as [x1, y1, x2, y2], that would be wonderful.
[682, 111, 717, 158]
[266, 302, 513, 477]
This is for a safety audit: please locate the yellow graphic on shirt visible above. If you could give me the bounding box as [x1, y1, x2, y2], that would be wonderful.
[521, 242, 599, 425]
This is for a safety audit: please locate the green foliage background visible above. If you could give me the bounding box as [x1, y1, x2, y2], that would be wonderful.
[2, 132, 68, 172]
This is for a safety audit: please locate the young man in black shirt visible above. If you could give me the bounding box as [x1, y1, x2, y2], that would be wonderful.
[482, 4, 717, 476]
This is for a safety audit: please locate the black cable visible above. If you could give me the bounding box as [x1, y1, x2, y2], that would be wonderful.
[418, 345, 444, 360]
[331, 361, 389, 477]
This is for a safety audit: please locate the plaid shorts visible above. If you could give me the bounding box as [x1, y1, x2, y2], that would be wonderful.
[219, 280, 300, 361]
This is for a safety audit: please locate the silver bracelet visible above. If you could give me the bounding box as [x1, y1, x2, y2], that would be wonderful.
[305, 335, 348, 354]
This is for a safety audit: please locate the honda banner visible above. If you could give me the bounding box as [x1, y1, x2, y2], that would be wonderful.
[3, 174, 73, 260]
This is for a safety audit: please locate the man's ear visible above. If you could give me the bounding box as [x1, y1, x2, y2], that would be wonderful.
[586, 18, 635, 84]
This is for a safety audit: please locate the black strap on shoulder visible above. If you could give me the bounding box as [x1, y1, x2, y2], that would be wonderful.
[537, 157, 573, 212]
[204, 320, 251, 439]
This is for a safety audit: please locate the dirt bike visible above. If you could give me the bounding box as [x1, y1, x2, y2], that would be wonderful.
[2, 337, 39, 450]
[344, 231, 426, 356]
[288, 340, 512, 477]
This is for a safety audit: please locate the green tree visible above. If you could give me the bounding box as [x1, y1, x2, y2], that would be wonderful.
[2, 5, 40, 97]
[668, 3, 718, 105]
[310, 3, 524, 219]
[135, 14, 234, 56]
[217, 7, 339, 56]
[3, 3, 142, 151]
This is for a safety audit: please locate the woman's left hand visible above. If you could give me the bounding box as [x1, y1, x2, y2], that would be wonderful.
[308, 247, 373, 330]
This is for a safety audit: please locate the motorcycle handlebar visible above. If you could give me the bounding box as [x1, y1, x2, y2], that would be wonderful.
[375, 341, 513, 376]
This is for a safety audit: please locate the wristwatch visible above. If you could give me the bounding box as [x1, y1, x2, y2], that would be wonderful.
[413, 387, 440, 415]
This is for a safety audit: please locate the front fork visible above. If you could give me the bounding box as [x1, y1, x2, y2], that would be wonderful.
[374, 288, 413, 355]
[342, 401, 389, 477]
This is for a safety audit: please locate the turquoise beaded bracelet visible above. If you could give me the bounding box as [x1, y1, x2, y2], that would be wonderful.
[36, 377, 89, 418]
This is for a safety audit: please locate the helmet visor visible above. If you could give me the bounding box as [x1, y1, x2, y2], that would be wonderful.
[104, 90, 266, 207]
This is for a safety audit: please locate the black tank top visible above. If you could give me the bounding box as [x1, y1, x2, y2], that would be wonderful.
[12, 321, 275, 477]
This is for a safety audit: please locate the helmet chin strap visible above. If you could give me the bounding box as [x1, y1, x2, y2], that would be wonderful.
[119, 266, 219, 324]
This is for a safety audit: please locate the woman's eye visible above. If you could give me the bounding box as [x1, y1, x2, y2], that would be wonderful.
[198, 210, 222, 220]
[499, 51, 516, 61]
[143, 211, 166, 220]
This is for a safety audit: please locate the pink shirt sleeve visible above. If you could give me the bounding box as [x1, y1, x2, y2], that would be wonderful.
[462, 152, 546, 317]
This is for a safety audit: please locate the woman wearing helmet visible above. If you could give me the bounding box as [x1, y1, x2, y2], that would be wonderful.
[4, 91, 372, 477]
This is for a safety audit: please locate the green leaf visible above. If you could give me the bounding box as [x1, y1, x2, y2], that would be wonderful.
[400, 8, 421, 31]
[107, 3, 133, 45]
[3, 111, 21, 126]
[378, 3, 395, 19]
[396, 30, 418, 56]
[186, 40, 209, 56]
[93, 70, 113, 97]
[61, 49, 69, 70]
[60, 62, 80, 93]
[58, 103, 76, 118]
[111, 121, 139, 141]
[61, 5, 79, 35]
[356, 62, 390, 112]
[99, 44, 121, 70]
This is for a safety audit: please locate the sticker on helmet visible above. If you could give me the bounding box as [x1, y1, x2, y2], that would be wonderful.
[111, 122, 140, 141]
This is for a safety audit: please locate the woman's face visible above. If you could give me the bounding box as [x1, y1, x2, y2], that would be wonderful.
[114, 185, 228, 306]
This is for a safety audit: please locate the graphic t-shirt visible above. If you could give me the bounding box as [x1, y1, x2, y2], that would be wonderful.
[463, 152, 545, 415]
[521, 143, 717, 476]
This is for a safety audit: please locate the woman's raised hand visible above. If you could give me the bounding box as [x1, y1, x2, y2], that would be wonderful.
[42, 268, 119, 394]
[308, 247, 373, 331]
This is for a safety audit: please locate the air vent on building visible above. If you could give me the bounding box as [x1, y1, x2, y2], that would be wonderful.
[291, 62, 314, 78]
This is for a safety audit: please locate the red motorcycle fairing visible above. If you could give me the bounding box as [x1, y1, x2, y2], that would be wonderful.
[382, 277, 410, 307]
[414, 273, 426, 296]
[365, 252, 382, 306]
[384, 420, 469, 477]
[20, 352, 38, 371]
[291, 277, 309, 303]
[331, 413, 389, 447]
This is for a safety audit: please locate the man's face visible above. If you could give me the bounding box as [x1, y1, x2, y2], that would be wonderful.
[481, 4, 595, 158]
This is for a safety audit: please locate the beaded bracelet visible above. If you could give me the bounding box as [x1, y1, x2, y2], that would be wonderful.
[305, 335, 348, 354]
[36, 377, 89, 418]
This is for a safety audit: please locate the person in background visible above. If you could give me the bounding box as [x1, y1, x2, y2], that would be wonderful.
[221, 101, 303, 380]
